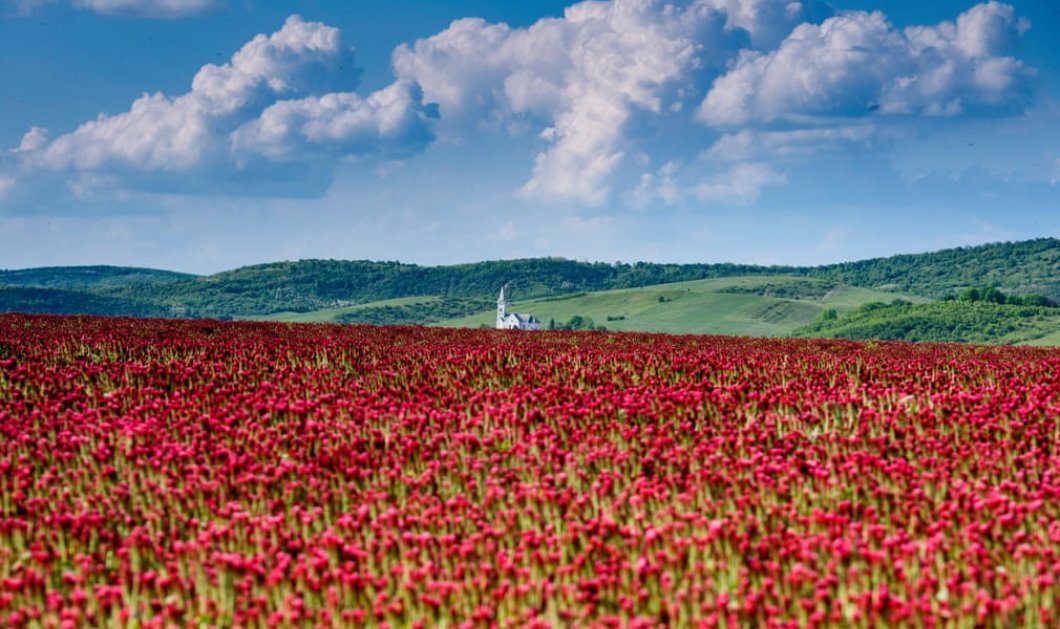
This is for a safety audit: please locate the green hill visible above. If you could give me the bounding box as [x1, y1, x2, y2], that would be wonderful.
[2, 239, 1059, 344]
[435, 276, 925, 337]
[792, 300, 1060, 345]
[1024, 329, 1060, 346]
[97, 258, 791, 318]
[0, 265, 195, 289]
[0, 286, 174, 318]
[804, 238, 1060, 300]
[252, 296, 493, 326]
[105, 238, 1060, 318]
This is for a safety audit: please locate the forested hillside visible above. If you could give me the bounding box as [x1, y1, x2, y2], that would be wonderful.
[0, 286, 174, 318]
[804, 238, 1060, 300]
[0, 265, 194, 289]
[2, 238, 1058, 326]
[95, 258, 789, 317]
[792, 300, 1060, 344]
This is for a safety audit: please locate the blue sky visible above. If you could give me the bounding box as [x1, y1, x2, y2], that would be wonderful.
[1, 0, 1057, 274]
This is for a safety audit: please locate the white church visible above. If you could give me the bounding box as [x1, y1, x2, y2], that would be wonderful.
[496, 285, 542, 330]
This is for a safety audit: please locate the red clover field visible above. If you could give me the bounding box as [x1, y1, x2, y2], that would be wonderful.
[1, 314, 1058, 628]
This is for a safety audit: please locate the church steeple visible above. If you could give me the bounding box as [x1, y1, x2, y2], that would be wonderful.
[494, 282, 540, 331]
[496, 284, 508, 329]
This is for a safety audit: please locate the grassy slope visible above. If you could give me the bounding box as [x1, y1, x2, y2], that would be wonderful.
[6, 239, 1057, 342]
[1023, 329, 1060, 346]
[805, 237, 1060, 300]
[0, 266, 195, 289]
[794, 301, 1060, 345]
[92, 258, 789, 318]
[247, 296, 441, 323]
[10, 238, 1058, 319]
[0, 286, 174, 318]
[434, 276, 924, 337]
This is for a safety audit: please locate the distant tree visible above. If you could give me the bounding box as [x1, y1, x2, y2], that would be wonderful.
[819, 308, 838, 321]
[980, 287, 1006, 304]
[557, 314, 597, 331]
[1019, 294, 1053, 307]
[958, 286, 1011, 304]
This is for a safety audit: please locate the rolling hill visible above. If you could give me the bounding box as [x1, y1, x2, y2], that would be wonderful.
[0, 265, 194, 289]
[435, 276, 926, 337]
[792, 300, 1060, 345]
[0, 286, 174, 318]
[2, 238, 1059, 343]
[805, 238, 1060, 300]
[93, 258, 791, 318]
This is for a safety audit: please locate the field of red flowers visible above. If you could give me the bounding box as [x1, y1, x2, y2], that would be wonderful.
[1, 313, 1059, 628]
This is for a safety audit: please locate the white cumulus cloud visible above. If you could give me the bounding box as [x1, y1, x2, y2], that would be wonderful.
[75, 0, 217, 16]
[10, 1, 1040, 207]
[703, 125, 878, 162]
[394, 1, 707, 205]
[392, 0, 825, 205]
[631, 158, 785, 207]
[17, 15, 436, 193]
[15, 0, 219, 18]
[632, 160, 683, 207]
[231, 81, 437, 161]
[697, 2, 1034, 127]
[698, 0, 832, 49]
[692, 162, 785, 203]
[16, 127, 50, 153]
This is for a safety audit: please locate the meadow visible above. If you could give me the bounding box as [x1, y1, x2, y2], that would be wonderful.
[434, 276, 921, 336]
[1, 314, 1058, 627]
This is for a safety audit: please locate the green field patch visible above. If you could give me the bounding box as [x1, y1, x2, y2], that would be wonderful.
[794, 300, 1060, 344]
[435, 276, 917, 337]
[742, 299, 822, 325]
[250, 296, 443, 323]
[1022, 329, 1060, 346]
[717, 278, 837, 300]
